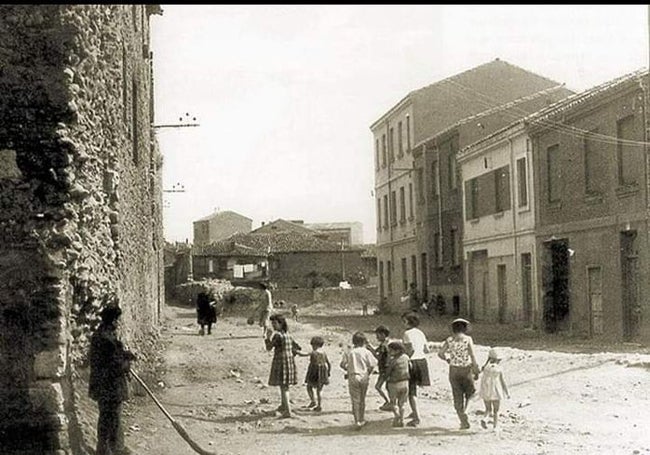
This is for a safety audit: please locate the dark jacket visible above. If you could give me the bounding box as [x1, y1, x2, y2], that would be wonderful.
[196, 292, 218, 324]
[89, 324, 134, 402]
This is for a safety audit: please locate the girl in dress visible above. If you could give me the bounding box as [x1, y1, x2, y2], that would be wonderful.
[297, 336, 331, 412]
[479, 348, 510, 431]
[264, 314, 302, 418]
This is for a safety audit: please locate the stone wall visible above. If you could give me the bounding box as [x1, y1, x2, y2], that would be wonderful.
[0, 5, 163, 454]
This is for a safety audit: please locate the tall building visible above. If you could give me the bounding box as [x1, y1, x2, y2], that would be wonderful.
[371, 59, 572, 309]
[0, 5, 163, 452]
[193, 210, 253, 245]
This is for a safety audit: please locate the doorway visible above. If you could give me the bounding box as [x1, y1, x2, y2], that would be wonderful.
[497, 264, 507, 323]
[521, 253, 533, 327]
[587, 266, 603, 337]
[468, 250, 488, 320]
[542, 239, 570, 333]
[621, 231, 640, 341]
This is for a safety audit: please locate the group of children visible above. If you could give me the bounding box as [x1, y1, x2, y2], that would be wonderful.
[262, 309, 510, 431]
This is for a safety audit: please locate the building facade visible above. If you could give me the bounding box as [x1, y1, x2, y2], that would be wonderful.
[415, 85, 572, 317]
[0, 5, 163, 453]
[530, 70, 650, 341]
[373, 59, 571, 311]
[304, 221, 364, 246]
[459, 124, 538, 326]
[193, 231, 366, 288]
[193, 210, 252, 245]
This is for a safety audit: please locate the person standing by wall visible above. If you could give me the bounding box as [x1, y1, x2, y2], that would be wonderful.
[89, 302, 136, 455]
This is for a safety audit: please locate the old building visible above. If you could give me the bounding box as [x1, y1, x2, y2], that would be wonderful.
[0, 5, 163, 453]
[529, 69, 650, 341]
[417, 84, 572, 318]
[164, 241, 192, 295]
[192, 239, 269, 284]
[304, 221, 364, 246]
[193, 209, 252, 245]
[372, 58, 571, 310]
[193, 231, 367, 288]
[252, 218, 319, 236]
[458, 119, 539, 326]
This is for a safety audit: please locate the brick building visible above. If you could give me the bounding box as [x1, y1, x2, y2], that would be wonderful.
[529, 70, 650, 341]
[415, 84, 572, 317]
[0, 5, 163, 453]
[457, 69, 650, 341]
[372, 58, 571, 310]
[192, 209, 252, 246]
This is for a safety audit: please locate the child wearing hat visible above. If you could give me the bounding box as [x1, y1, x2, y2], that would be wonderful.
[437, 318, 480, 430]
[479, 347, 510, 431]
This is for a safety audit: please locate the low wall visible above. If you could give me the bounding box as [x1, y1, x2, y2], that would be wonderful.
[274, 286, 378, 307]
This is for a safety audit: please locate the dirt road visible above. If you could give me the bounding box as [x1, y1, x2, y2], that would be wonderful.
[123, 303, 650, 455]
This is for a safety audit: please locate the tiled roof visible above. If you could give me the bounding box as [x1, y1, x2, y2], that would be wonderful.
[414, 83, 572, 149]
[460, 68, 647, 157]
[251, 219, 318, 235]
[194, 210, 252, 223]
[371, 59, 566, 135]
[194, 241, 267, 257]
[195, 231, 349, 255]
[526, 68, 646, 125]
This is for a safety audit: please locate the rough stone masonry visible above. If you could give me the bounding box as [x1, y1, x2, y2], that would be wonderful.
[0, 5, 164, 454]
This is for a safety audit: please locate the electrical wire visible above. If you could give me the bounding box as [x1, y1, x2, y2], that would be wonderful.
[442, 76, 650, 148]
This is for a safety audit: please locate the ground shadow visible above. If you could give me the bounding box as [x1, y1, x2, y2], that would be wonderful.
[259, 419, 473, 438]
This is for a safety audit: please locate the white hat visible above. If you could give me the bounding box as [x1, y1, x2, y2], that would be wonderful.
[488, 348, 501, 360]
[452, 318, 470, 326]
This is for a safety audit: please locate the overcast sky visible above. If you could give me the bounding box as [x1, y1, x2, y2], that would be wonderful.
[150, 5, 648, 245]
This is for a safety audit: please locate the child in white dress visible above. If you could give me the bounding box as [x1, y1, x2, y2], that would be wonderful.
[479, 348, 510, 431]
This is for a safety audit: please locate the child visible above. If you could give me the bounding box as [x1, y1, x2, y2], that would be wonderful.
[264, 314, 302, 418]
[384, 340, 410, 427]
[437, 318, 480, 430]
[290, 303, 299, 322]
[479, 348, 510, 431]
[401, 312, 430, 427]
[366, 325, 392, 411]
[340, 332, 378, 429]
[249, 282, 274, 337]
[296, 336, 331, 411]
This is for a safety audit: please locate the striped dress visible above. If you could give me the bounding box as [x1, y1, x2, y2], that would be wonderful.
[266, 332, 301, 386]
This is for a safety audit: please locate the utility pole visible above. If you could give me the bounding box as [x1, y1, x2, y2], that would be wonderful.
[340, 240, 346, 281]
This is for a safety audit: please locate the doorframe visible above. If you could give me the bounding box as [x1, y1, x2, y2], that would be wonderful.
[585, 264, 603, 338]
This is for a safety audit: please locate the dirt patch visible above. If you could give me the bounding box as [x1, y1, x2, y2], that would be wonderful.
[122, 302, 650, 455]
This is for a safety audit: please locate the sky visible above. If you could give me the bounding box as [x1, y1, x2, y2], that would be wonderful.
[150, 5, 648, 245]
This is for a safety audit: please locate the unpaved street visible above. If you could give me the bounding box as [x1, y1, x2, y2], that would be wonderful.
[123, 303, 650, 455]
